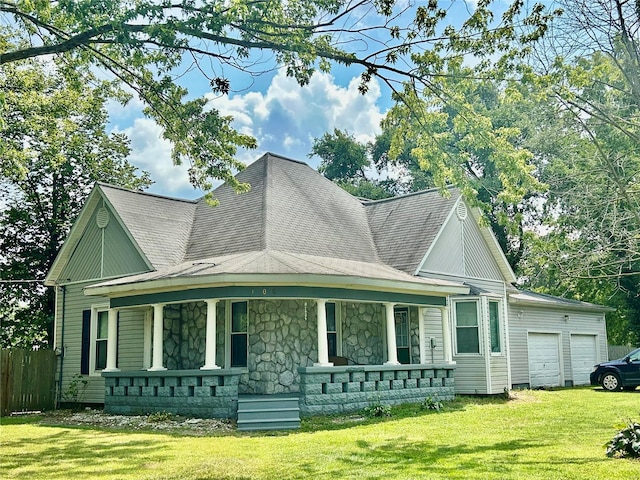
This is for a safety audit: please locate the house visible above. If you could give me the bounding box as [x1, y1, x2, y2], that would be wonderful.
[45, 153, 610, 428]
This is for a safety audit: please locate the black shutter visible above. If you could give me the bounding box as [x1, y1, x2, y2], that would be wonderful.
[81, 309, 91, 375]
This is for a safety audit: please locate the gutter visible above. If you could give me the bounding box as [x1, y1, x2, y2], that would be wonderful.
[56, 285, 66, 408]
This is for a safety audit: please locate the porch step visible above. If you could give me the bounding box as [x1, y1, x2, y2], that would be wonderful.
[237, 394, 300, 431]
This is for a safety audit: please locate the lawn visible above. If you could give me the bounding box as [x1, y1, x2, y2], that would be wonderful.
[2, 388, 640, 479]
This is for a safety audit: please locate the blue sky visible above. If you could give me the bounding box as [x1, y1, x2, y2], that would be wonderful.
[106, 1, 484, 200]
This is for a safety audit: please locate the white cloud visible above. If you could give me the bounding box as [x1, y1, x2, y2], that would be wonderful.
[113, 70, 387, 198]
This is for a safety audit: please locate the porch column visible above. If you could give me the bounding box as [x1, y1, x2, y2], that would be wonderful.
[440, 306, 454, 364]
[201, 299, 220, 370]
[149, 303, 167, 371]
[418, 307, 426, 364]
[314, 299, 333, 366]
[384, 302, 400, 365]
[103, 308, 120, 372]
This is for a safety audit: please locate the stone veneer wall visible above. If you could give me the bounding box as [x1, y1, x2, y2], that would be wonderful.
[163, 301, 225, 370]
[409, 306, 420, 363]
[244, 299, 317, 395]
[341, 303, 385, 365]
[298, 364, 455, 416]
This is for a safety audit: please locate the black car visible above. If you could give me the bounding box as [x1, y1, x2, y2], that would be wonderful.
[590, 347, 640, 391]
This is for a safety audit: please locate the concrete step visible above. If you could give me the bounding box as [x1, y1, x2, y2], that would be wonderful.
[237, 394, 300, 431]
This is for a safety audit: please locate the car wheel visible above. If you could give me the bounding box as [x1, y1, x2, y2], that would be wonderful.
[601, 372, 622, 391]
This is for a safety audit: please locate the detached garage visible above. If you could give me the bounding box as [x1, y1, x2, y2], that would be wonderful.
[508, 290, 611, 389]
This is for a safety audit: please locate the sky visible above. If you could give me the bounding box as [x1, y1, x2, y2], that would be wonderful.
[105, 1, 484, 200]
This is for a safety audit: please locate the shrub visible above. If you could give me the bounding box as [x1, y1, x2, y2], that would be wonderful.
[363, 397, 391, 418]
[148, 411, 173, 422]
[421, 394, 443, 412]
[62, 374, 89, 403]
[606, 420, 640, 458]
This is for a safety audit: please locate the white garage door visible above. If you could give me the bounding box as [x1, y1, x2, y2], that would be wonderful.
[571, 334, 597, 386]
[528, 333, 561, 387]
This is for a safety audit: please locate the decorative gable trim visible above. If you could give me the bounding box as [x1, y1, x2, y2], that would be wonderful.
[45, 185, 153, 286]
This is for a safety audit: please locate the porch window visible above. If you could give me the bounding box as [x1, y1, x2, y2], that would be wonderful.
[395, 307, 410, 364]
[230, 301, 248, 368]
[489, 301, 501, 353]
[95, 310, 109, 370]
[455, 301, 480, 354]
[326, 302, 338, 357]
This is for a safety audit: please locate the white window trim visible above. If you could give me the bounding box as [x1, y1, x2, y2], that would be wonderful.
[89, 303, 110, 376]
[326, 301, 343, 357]
[452, 298, 482, 356]
[225, 300, 249, 370]
[488, 299, 504, 357]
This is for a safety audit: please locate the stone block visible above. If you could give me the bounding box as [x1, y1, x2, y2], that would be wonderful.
[331, 372, 349, 383]
[104, 377, 116, 387]
[300, 383, 323, 395]
[349, 372, 366, 383]
[173, 386, 193, 397]
[365, 371, 380, 381]
[215, 386, 238, 397]
[300, 373, 331, 384]
[376, 380, 391, 391]
[444, 378, 454, 387]
[435, 369, 446, 378]
[419, 378, 433, 388]
[345, 382, 363, 393]
[391, 380, 404, 390]
[164, 377, 179, 387]
[148, 377, 163, 387]
[141, 386, 157, 397]
[195, 386, 214, 397]
[410, 370, 422, 379]
[422, 369, 435, 378]
[133, 377, 147, 387]
[361, 381, 376, 392]
[181, 376, 199, 387]
[112, 386, 126, 397]
[404, 378, 418, 389]
[157, 386, 174, 397]
[325, 383, 343, 394]
[395, 370, 409, 380]
[381, 371, 395, 381]
[202, 376, 220, 387]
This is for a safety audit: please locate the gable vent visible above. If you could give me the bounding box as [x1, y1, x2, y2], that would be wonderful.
[96, 207, 110, 229]
[456, 201, 468, 221]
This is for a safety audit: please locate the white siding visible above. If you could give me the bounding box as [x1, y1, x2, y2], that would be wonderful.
[421, 272, 506, 296]
[508, 304, 607, 388]
[462, 213, 504, 281]
[422, 307, 445, 363]
[421, 213, 464, 275]
[55, 282, 145, 404]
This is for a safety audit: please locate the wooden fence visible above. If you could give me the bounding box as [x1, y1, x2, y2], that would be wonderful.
[608, 344, 637, 361]
[1, 349, 57, 416]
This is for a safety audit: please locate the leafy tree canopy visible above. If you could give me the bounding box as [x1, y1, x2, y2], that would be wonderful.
[1, 0, 559, 198]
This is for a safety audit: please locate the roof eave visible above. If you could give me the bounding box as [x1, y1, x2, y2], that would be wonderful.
[508, 296, 615, 313]
[84, 272, 470, 298]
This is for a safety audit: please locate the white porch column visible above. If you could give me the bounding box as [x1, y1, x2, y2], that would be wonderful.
[201, 300, 221, 370]
[103, 308, 120, 372]
[384, 302, 400, 365]
[440, 306, 454, 364]
[314, 299, 333, 366]
[149, 303, 167, 371]
[418, 307, 426, 364]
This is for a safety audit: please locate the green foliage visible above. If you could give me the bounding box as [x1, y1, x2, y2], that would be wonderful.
[147, 411, 173, 423]
[0, 60, 151, 348]
[363, 396, 392, 418]
[61, 374, 89, 404]
[421, 394, 443, 412]
[606, 420, 640, 459]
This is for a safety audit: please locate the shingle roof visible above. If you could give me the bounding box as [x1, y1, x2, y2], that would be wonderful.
[364, 189, 459, 274]
[508, 289, 614, 312]
[99, 184, 197, 269]
[185, 153, 378, 262]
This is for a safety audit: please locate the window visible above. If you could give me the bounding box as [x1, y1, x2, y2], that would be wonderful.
[95, 310, 109, 370]
[455, 301, 479, 354]
[230, 301, 248, 368]
[326, 302, 338, 357]
[489, 301, 501, 353]
[395, 307, 410, 364]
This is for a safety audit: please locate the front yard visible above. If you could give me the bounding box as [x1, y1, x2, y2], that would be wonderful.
[2, 388, 640, 479]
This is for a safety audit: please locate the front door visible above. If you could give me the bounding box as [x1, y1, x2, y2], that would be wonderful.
[395, 307, 410, 364]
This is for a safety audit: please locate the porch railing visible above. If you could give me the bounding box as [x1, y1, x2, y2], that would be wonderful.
[298, 363, 455, 417]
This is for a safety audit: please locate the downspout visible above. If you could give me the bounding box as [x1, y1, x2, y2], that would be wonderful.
[56, 285, 66, 408]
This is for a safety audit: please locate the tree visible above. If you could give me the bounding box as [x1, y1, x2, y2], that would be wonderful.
[0, 60, 151, 349]
[0, 0, 559, 196]
[309, 129, 393, 200]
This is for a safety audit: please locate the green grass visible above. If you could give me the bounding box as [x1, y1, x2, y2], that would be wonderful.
[2, 388, 640, 479]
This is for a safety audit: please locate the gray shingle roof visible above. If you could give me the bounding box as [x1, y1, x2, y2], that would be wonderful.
[363, 189, 459, 274]
[99, 184, 197, 269]
[508, 289, 614, 312]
